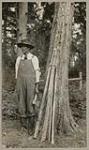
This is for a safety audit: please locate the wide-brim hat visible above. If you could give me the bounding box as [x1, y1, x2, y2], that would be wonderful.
[17, 39, 34, 49]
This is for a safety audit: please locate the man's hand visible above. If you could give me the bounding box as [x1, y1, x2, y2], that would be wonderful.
[14, 78, 17, 92]
[35, 83, 39, 94]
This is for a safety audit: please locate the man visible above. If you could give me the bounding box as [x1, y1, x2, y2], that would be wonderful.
[15, 39, 41, 134]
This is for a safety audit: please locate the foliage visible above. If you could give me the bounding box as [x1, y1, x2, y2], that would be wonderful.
[70, 2, 86, 78]
[2, 2, 86, 78]
[69, 81, 86, 120]
[2, 2, 17, 68]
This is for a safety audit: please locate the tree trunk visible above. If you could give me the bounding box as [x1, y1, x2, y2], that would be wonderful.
[3, 14, 7, 50]
[34, 2, 78, 144]
[46, 4, 59, 72]
[17, 2, 28, 56]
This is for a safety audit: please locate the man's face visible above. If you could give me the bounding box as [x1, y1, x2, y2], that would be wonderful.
[22, 46, 29, 54]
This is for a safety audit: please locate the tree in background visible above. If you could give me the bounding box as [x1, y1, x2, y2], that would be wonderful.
[69, 2, 86, 79]
[16, 2, 28, 56]
[2, 3, 17, 68]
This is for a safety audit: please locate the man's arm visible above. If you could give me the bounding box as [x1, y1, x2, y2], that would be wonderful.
[15, 56, 21, 79]
[32, 56, 41, 83]
[32, 56, 41, 93]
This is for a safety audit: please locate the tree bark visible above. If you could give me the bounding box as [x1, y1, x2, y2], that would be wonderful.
[2, 7, 8, 67]
[17, 2, 28, 56]
[46, 3, 59, 71]
[56, 2, 78, 135]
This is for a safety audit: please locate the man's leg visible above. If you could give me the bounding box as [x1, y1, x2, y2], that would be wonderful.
[26, 79, 36, 135]
[17, 78, 27, 128]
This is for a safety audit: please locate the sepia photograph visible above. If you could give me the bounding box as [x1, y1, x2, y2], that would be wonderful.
[1, 1, 86, 148]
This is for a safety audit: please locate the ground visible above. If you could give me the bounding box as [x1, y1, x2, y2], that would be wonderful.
[2, 68, 86, 148]
[2, 117, 86, 148]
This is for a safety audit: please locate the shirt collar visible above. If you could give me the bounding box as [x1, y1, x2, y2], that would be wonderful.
[21, 52, 33, 60]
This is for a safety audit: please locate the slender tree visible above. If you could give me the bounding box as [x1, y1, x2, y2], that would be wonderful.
[34, 2, 78, 144]
[17, 2, 28, 56]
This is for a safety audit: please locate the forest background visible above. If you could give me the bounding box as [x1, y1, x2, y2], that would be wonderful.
[2, 2, 86, 148]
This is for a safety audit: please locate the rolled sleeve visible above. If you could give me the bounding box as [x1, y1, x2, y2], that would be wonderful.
[32, 56, 41, 83]
[15, 56, 21, 79]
